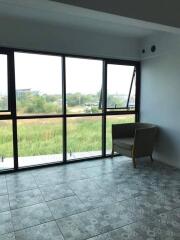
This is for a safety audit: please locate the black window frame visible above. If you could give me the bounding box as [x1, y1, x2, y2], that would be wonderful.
[99, 66, 136, 111]
[0, 51, 11, 113]
[0, 46, 140, 173]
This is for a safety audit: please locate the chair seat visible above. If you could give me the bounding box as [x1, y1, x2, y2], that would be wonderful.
[113, 137, 134, 150]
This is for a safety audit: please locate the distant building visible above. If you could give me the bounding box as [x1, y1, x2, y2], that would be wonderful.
[16, 89, 39, 98]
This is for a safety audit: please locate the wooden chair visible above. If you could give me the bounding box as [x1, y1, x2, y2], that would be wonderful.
[111, 123, 157, 168]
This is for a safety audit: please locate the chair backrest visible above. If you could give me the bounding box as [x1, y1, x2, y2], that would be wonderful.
[135, 123, 156, 129]
[112, 123, 136, 139]
[133, 125, 158, 157]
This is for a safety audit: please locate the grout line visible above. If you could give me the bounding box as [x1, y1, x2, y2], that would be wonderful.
[13, 219, 56, 233]
[8, 191, 45, 211]
[54, 220, 66, 240]
[4, 174, 15, 234]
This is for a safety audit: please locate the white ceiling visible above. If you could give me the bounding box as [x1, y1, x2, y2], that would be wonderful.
[51, 0, 180, 30]
[0, 0, 170, 39]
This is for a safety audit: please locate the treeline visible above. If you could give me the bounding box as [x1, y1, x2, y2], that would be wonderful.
[0, 96, 8, 110]
[0, 91, 126, 114]
[16, 93, 61, 114]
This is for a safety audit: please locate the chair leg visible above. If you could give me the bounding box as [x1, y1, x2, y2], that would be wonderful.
[132, 156, 136, 168]
[150, 155, 154, 163]
[111, 145, 114, 158]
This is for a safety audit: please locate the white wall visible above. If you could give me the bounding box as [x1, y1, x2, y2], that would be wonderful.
[141, 33, 180, 168]
[0, 16, 140, 60]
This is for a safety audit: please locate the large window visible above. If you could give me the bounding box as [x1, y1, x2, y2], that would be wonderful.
[17, 118, 63, 167]
[0, 120, 14, 170]
[66, 57, 102, 114]
[15, 53, 62, 116]
[107, 64, 136, 111]
[67, 117, 102, 160]
[0, 47, 139, 171]
[0, 54, 8, 112]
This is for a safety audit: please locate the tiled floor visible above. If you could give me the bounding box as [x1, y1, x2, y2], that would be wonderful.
[0, 156, 180, 240]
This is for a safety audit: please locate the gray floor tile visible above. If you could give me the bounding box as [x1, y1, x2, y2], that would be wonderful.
[68, 179, 115, 209]
[0, 195, 10, 213]
[34, 168, 88, 187]
[11, 203, 53, 231]
[154, 187, 180, 209]
[69, 160, 102, 169]
[87, 229, 132, 240]
[0, 175, 6, 182]
[99, 183, 149, 203]
[83, 165, 114, 178]
[0, 233, 15, 240]
[6, 172, 32, 182]
[34, 172, 65, 187]
[126, 193, 175, 220]
[57, 210, 112, 240]
[57, 169, 89, 182]
[72, 188, 115, 209]
[93, 172, 129, 188]
[157, 207, 180, 239]
[119, 220, 162, 240]
[6, 175, 37, 193]
[68, 179, 100, 192]
[0, 211, 13, 235]
[31, 166, 63, 177]
[15, 221, 64, 240]
[0, 181, 8, 196]
[91, 202, 136, 230]
[9, 188, 44, 210]
[40, 183, 74, 201]
[47, 196, 88, 219]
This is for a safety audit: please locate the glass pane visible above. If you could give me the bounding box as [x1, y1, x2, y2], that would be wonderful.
[0, 120, 14, 170]
[17, 118, 63, 167]
[66, 57, 102, 114]
[106, 115, 135, 154]
[67, 117, 102, 160]
[129, 72, 136, 107]
[0, 54, 8, 111]
[107, 64, 135, 110]
[15, 52, 62, 115]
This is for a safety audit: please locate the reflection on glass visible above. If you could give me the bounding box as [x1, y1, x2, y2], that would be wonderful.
[66, 57, 103, 114]
[0, 54, 8, 111]
[107, 64, 136, 110]
[67, 117, 102, 160]
[106, 115, 135, 154]
[0, 120, 14, 170]
[17, 118, 63, 167]
[15, 53, 62, 115]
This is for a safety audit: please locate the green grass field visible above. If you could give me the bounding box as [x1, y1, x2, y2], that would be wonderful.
[0, 115, 134, 158]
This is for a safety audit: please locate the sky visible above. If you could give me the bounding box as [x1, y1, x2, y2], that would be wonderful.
[1, 52, 135, 96]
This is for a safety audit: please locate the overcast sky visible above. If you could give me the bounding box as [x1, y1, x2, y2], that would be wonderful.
[0, 52, 135, 96]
